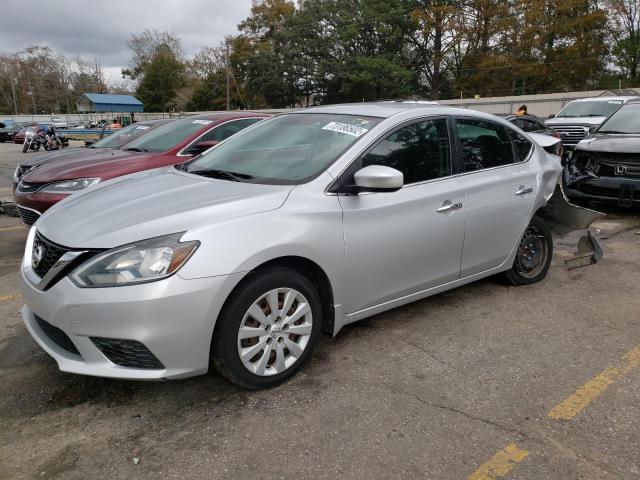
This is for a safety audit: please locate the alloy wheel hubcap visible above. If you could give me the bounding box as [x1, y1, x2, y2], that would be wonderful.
[237, 288, 312, 376]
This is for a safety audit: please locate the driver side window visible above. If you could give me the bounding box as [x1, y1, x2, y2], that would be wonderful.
[361, 119, 451, 184]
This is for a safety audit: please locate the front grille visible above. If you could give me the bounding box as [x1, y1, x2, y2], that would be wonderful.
[16, 180, 45, 194]
[554, 125, 590, 146]
[34, 315, 81, 356]
[17, 205, 40, 226]
[32, 232, 69, 278]
[577, 184, 640, 200]
[91, 338, 164, 369]
[593, 154, 640, 179]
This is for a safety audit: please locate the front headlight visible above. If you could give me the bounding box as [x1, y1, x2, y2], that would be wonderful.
[13, 166, 22, 183]
[70, 233, 199, 287]
[39, 178, 100, 194]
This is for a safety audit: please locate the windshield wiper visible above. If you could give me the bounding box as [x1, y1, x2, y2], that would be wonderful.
[598, 130, 630, 134]
[123, 147, 147, 152]
[188, 169, 254, 182]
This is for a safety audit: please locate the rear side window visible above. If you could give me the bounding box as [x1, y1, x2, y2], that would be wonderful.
[508, 130, 533, 161]
[199, 118, 262, 143]
[362, 119, 451, 184]
[455, 119, 514, 171]
[514, 118, 543, 132]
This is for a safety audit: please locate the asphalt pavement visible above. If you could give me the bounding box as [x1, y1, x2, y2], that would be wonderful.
[1, 141, 639, 479]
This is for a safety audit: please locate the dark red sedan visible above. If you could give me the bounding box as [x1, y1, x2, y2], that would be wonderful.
[14, 112, 268, 225]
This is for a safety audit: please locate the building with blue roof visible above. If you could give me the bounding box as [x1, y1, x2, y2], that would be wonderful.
[77, 93, 144, 113]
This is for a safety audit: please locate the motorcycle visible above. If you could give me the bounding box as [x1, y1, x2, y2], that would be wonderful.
[22, 128, 65, 153]
[22, 129, 44, 153]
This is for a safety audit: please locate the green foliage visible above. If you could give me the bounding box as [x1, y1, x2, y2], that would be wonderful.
[136, 45, 185, 112]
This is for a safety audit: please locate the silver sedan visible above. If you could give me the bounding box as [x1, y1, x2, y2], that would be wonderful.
[20, 103, 576, 389]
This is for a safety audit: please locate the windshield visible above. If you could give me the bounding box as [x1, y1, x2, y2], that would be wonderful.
[183, 113, 382, 184]
[598, 103, 640, 134]
[556, 100, 624, 118]
[123, 117, 213, 153]
[90, 123, 156, 149]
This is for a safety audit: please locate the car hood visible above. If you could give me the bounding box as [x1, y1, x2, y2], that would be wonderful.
[19, 147, 113, 169]
[22, 149, 149, 183]
[575, 134, 640, 154]
[545, 116, 606, 127]
[36, 168, 293, 248]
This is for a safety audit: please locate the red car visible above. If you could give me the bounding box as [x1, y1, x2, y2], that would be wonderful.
[14, 113, 268, 225]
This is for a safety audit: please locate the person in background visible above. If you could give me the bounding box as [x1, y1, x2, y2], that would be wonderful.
[109, 118, 122, 129]
[515, 104, 528, 116]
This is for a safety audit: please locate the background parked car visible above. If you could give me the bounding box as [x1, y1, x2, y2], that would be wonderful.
[13, 119, 171, 185]
[13, 112, 268, 225]
[545, 96, 639, 149]
[497, 113, 563, 156]
[50, 117, 68, 129]
[564, 100, 640, 207]
[0, 120, 24, 142]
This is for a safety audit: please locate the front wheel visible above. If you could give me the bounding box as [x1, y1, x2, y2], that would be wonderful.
[211, 266, 322, 389]
[503, 216, 553, 285]
[22, 142, 28, 153]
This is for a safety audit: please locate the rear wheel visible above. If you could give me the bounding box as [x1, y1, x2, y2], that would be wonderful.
[503, 216, 553, 285]
[211, 266, 322, 389]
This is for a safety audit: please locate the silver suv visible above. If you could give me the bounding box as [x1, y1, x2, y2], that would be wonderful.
[545, 96, 639, 148]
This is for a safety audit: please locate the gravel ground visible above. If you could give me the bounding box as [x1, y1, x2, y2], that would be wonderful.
[1, 142, 639, 479]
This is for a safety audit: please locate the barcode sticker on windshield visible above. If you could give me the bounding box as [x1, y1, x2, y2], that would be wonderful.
[135, 126, 150, 130]
[192, 120, 213, 125]
[608, 100, 623, 104]
[322, 122, 369, 137]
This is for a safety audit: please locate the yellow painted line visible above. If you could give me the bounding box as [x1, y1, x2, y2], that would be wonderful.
[0, 226, 25, 231]
[0, 295, 19, 302]
[549, 345, 640, 420]
[468, 443, 529, 480]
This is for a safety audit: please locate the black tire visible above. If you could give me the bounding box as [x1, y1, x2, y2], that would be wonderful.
[211, 266, 322, 389]
[22, 142, 28, 153]
[503, 216, 553, 285]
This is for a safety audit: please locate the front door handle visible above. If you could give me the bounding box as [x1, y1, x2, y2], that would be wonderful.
[515, 186, 533, 196]
[436, 201, 463, 213]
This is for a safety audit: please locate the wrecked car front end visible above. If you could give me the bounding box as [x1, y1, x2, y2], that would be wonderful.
[564, 139, 640, 208]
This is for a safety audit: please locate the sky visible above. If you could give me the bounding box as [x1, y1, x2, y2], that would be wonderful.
[0, 0, 253, 85]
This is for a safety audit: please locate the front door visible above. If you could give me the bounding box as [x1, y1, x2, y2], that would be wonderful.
[337, 118, 466, 314]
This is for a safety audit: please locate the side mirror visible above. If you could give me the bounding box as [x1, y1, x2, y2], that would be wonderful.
[548, 114, 555, 119]
[185, 140, 219, 155]
[354, 165, 403, 192]
[588, 126, 597, 134]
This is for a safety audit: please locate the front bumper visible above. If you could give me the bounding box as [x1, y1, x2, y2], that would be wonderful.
[19, 267, 242, 380]
[565, 175, 640, 207]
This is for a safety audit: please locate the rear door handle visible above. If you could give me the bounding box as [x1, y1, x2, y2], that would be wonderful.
[436, 201, 463, 213]
[515, 186, 533, 196]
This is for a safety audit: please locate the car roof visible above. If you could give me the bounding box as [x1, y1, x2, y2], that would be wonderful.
[288, 102, 487, 119]
[136, 119, 172, 126]
[570, 96, 640, 103]
[188, 112, 270, 122]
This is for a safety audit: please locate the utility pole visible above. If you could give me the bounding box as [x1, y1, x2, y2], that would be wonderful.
[226, 38, 231, 111]
[10, 77, 18, 114]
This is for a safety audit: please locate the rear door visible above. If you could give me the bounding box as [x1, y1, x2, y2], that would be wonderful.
[454, 117, 537, 277]
[337, 118, 466, 314]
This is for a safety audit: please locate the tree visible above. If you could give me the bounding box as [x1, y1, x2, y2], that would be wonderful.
[136, 44, 185, 111]
[607, 0, 640, 82]
[122, 30, 183, 82]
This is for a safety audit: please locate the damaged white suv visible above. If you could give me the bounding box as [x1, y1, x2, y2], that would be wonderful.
[20, 104, 588, 389]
